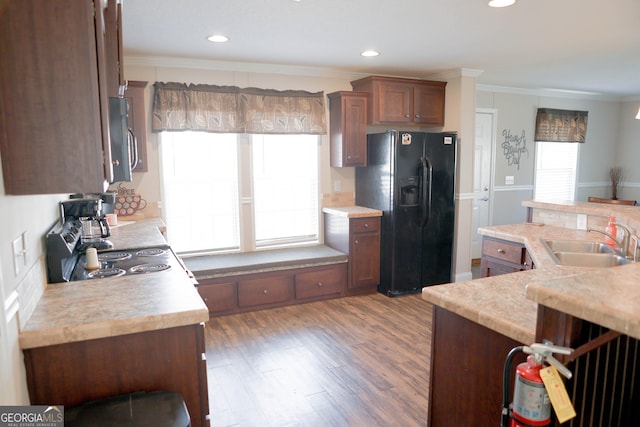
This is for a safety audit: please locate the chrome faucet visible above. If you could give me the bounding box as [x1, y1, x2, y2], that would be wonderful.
[587, 224, 632, 259]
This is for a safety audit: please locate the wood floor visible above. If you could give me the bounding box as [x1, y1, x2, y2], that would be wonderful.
[204, 293, 433, 427]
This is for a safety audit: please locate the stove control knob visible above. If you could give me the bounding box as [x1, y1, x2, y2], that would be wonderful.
[64, 234, 74, 243]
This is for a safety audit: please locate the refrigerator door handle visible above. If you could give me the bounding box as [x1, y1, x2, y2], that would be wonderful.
[420, 156, 433, 226]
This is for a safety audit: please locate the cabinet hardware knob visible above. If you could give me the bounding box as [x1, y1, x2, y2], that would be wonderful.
[415, 114, 421, 118]
[113, 160, 120, 166]
[405, 114, 410, 118]
[317, 282, 323, 287]
[263, 289, 268, 294]
[347, 155, 351, 159]
[355, 239, 359, 244]
[364, 223, 369, 228]
[497, 249, 505, 254]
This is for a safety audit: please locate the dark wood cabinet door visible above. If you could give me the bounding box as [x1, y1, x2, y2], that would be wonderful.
[376, 80, 413, 123]
[350, 231, 381, 289]
[342, 95, 367, 166]
[104, 0, 125, 97]
[328, 91, 368, 167]
[413, 82, 446, 126]
[0, 1, 115, 194]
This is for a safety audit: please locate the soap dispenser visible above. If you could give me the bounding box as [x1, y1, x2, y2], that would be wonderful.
[605, 216, 617, 247]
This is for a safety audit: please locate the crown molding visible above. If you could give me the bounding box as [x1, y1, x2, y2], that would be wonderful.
[476, 83, 622, 101]
[124, 55, 368, 80]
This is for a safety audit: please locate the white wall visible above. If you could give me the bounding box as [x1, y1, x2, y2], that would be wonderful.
[0, 162, 64, 403]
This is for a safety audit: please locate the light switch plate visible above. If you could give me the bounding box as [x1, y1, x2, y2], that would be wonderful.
[505, 176, 515, 185]
[12, 236, 23, 276]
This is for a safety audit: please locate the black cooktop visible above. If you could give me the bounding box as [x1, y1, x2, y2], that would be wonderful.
[71, 246, 182, 281]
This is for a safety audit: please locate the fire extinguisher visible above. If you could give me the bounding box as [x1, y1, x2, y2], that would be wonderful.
[501, 343, 573, 427]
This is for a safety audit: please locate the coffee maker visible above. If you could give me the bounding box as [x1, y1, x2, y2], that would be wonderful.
[60, 193, 116, 251]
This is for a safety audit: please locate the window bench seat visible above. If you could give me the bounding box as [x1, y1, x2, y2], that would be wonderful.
[181, 245, 350, 316]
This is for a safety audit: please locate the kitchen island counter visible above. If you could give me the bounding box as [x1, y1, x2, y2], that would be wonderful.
[423, 202, 640, 426]
[19, 218, 208, 349]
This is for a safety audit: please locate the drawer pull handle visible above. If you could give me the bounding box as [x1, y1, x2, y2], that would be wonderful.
[317, 282, 323, 287]
[497, 249, 506, 254]
[263, 289, 268, 294]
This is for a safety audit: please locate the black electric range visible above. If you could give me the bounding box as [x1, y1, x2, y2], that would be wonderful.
[46, 219, 192, 283]
[71, 245, 185, 281]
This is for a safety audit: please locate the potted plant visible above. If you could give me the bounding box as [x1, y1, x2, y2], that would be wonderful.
[610, 166, 623, 200]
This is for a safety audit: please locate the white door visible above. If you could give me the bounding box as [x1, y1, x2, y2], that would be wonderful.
[472, 109, 496, 259]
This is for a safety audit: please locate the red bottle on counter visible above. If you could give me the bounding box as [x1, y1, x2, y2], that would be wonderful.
[605, 216, 617, 247]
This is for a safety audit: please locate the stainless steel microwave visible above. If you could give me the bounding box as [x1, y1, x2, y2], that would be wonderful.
[108, 97, 138, 183]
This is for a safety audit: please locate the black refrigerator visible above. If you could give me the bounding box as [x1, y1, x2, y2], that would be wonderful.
[355, 130, 457, 296]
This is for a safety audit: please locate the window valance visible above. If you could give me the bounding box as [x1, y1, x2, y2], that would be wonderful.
[534, 108, 588, 143]
[151, 82, 326, 135]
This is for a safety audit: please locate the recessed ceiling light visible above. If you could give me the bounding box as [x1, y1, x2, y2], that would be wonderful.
[488, 0, 516, 7]
[207, 35, 229, 43]
[361, 50, 380, 57]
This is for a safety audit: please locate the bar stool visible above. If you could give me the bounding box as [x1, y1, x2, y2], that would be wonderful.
[65, 391, 191, 427]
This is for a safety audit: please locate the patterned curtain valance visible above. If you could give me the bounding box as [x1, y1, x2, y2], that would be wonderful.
[151, 82, 326, 135]
[534, 108, 588, 143]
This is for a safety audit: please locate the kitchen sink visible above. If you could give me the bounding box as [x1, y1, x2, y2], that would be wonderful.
[551, 251, 630, 268]
[541, 239, 630, 268]
[542, 240, 616, 254]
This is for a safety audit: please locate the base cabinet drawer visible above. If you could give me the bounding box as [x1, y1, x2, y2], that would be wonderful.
[238, 275, 293, 307]
[198, 281, 237, 315]
[295, 264, 346, 300]
[482, 238, 525, 264]
[480, 237, 533, 278]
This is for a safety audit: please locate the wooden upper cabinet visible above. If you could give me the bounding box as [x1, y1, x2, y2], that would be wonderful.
[328, 91, 368, 167]
[104, 0, 125, 97]
[0, 0, 120, 195]
[351, 76, 446, 126]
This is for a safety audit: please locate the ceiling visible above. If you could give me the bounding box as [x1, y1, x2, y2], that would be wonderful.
[123, 0, 640, 98]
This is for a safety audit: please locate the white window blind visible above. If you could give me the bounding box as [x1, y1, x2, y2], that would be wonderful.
[159, 132, 319, 254]
[534, 141, 579, 201]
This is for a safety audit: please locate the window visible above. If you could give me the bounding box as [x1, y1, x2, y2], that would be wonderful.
[533, 141, 579, 201]
[160, 132, 319, 254]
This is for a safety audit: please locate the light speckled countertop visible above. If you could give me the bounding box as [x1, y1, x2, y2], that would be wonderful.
[423, 203, 640, 343]
[19, 219, 209, 349]
[322, 206, 383, 218]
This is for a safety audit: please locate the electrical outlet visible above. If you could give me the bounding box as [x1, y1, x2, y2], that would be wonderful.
[505, 176, 515, 185]
[333, 180, 342, 192]
[576, 214, 587, 231]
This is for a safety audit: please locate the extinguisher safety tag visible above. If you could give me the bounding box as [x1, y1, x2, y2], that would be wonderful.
[540, 366, 576, 423]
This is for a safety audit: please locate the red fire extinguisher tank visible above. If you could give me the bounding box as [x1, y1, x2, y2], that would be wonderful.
[511, 355, 551, 427]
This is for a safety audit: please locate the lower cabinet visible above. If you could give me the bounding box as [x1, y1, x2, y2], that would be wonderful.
[197, 263, 347, 317]
[23, 324, 210, 427]
[323, 213, 381, 294]
[480, 237, 534, 278]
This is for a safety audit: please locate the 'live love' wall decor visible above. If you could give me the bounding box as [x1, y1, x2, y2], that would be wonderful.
[501, 129, 529, 170]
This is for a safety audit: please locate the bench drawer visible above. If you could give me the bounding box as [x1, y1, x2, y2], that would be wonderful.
[295, 264, 346, 299]
[198, 281, 237, 314]
[238, 274, 293, 307]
